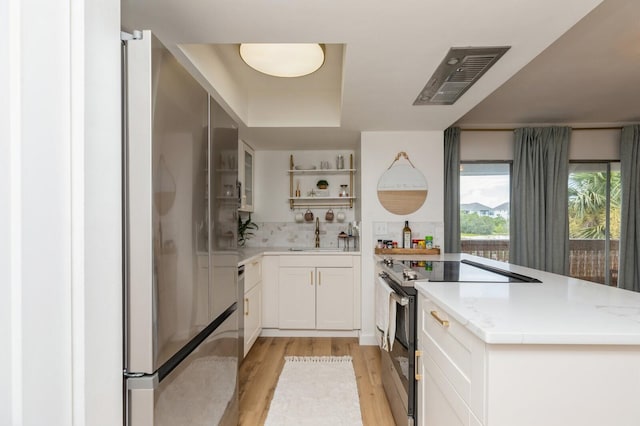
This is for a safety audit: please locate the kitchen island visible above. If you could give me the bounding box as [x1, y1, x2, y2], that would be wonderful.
[413, 254, 640, 426]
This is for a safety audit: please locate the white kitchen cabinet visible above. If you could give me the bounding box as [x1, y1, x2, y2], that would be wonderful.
[242, 257, 262, 357]
[416, 344, 482, 426]
[419, 296, 485, 421]
[315, 267, 354, 329]
[261, 255, 279, 328]
[417, 293, 485, 425]
[243, 282, 261, 357]
[244, 257, 261, 290]
[238, 140, 254, 212]
[278, 267, 316, 329]
[277, 255, 357, 330]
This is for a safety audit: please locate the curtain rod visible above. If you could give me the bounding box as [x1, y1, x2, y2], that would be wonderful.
[459, 126, 623, 132]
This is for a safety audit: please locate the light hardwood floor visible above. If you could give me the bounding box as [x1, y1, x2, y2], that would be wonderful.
[239, 337, 396, 426]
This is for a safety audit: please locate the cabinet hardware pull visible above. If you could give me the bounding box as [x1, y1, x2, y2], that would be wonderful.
[310, 271, 314, 286]
[430, 310, 449, 327]
[251, 261, 259, 266]
[318, 271, 321, 285]
[245, 298, 249, 316]
[415, 350, 423, 381]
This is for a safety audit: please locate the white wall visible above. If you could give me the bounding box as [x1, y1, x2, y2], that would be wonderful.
[569, 129, 620, 160]
[0, 0, 14, 420]
[359, 131, 444, 344]
[460, 130, 513, 161]
[253, 149, 357, 223]
[83, 1, 122, 425]
[0, 0, 122, 424]
[460, 128, 620, 161]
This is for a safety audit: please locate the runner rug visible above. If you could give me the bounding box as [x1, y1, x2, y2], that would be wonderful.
[264, 356, 363, 426]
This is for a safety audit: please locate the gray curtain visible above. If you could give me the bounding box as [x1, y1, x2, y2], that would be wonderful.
[444, 127, 461, 253]
[510, 127, 570, 274]
[619, 125, 640, 291]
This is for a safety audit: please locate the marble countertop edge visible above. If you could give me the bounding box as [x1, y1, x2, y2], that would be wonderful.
[238, 247, 361, 265]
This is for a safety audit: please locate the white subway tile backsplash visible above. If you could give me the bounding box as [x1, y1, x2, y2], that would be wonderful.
[241, 221, 359, 250]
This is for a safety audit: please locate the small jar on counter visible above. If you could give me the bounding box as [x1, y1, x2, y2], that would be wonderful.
[425, 236, 433, 249]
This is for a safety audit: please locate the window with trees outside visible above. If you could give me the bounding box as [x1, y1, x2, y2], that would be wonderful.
[459, 162, 511, 262]
[568, 162, 620, 286]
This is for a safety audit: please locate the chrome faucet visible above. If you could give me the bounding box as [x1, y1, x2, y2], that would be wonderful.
[315, 217, 320, 248]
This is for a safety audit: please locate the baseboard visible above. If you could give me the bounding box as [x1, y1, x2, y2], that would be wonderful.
[260, 328, 360, 338]
[359, 333, 378, 346]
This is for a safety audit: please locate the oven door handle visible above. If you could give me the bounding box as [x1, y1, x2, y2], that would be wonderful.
[390, 292, 409, 306]
[379, 274, 410, 306]
[415, 350, 423, 381]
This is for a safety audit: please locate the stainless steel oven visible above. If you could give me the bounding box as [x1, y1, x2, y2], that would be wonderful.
[378, 271, 417, 426]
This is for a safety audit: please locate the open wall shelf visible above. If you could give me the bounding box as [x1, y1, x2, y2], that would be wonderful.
[288, 154, 356, 210]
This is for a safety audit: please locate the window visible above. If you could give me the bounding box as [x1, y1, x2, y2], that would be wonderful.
[459, 162, 511, 262]
[568, 162, 621, 286]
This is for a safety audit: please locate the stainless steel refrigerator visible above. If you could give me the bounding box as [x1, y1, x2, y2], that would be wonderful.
[123, 30, 240, 426]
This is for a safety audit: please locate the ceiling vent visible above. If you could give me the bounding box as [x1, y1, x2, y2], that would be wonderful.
[413, 46, 510, 105]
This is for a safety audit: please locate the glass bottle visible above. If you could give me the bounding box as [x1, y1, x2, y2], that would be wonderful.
[402, 220, 412, 248]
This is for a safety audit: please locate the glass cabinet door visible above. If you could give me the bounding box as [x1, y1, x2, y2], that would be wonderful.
[244, 148, 253, 207]
[238, 140, 255, 212]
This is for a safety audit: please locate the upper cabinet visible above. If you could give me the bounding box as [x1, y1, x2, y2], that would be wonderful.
[238, 140, 255, 212]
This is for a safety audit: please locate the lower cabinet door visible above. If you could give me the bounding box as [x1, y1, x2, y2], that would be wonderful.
[243, 283, 261, 357]
[417, 348, 481, 426]
[315, 267, 353, 330]
[278, 267, 315, 329]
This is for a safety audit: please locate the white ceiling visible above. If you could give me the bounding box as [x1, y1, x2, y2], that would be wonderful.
[456, 0, 640, 129]
[121, 0, 639, 150]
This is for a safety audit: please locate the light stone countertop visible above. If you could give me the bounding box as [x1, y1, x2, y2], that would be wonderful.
[413, 253, 640, 345]
[238, 247, 360, 266]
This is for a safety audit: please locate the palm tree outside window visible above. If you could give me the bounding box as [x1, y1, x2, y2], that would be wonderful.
[568, 162, 621, 286]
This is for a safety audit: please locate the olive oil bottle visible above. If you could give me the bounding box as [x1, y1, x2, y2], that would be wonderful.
[402, 220, 412, 248]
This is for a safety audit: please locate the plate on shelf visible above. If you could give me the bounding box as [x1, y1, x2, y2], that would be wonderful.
[294, 165, 316, 170]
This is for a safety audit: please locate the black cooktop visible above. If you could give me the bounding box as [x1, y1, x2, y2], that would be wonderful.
[380, 258, 541, 286]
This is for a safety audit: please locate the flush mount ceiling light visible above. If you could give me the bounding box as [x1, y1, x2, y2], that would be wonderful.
[239, 43, 325, 78]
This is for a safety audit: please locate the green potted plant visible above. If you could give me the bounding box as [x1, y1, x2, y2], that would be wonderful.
[238, 213, 258, 247]
[316, 179, 329, 189]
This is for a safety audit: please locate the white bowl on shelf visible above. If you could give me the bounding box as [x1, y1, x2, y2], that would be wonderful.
[294, 165, 316, 170]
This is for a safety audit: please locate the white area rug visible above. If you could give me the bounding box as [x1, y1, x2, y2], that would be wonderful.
[265, 356, 363, 426]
